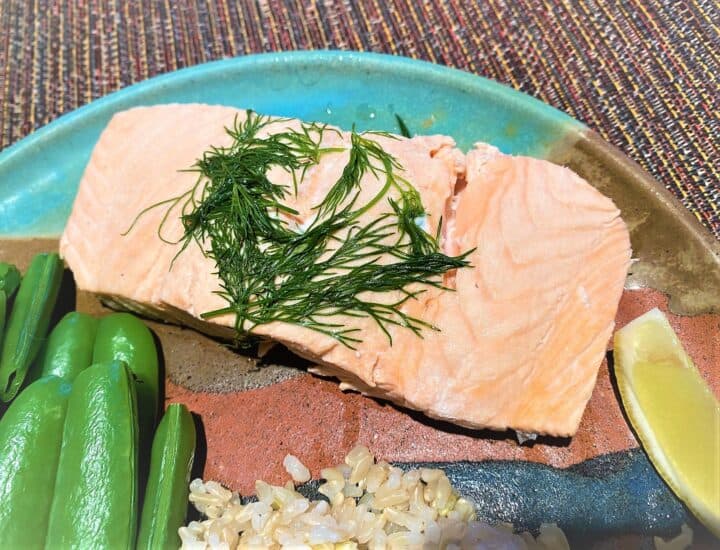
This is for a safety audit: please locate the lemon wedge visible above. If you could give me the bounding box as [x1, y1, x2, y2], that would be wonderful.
[614, 308, 720, 537]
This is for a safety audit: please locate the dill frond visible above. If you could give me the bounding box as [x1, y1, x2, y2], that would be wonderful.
[395, 114, 412, 138]
[156, 110, 470, 348]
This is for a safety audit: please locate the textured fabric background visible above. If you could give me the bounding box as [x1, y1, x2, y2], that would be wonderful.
[0, 0, 718, 238]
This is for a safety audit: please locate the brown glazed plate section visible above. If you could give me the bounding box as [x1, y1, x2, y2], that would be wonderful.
[549, 130, 720, 317]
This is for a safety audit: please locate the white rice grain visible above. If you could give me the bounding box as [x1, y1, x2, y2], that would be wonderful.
[283, 454, 311, 483]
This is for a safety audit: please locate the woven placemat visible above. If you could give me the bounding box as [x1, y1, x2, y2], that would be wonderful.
[1, 0, 718, 238]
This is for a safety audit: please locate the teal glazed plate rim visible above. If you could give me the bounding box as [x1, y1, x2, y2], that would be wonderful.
[0, 50, 578, 237]
[0, 50, 718, 543]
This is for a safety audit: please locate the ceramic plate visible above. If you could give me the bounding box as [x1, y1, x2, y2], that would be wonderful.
[0, 51, 718, 546]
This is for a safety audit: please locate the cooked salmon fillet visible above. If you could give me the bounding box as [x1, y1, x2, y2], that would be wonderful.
[60, 104, 631, 436]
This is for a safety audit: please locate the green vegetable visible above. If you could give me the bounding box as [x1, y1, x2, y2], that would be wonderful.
[0, 262, 22, 349]
[137, 404, 196, 550]
[0, 376, 72, 549]
[45, 361, 138, 550]
[35, 311, 98, 382]
[394, 114, 412, 138]
[137, 111, 470, 348]
[0, 253, 63, 401]
[93, 312, 159, 454]
[0, 262, 22, 297]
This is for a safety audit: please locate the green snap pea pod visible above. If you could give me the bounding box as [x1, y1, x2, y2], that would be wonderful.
[0, 253, 63, 402]
[0, 293, 6, 353]
[0, 262, 21, 351]
[93, 312, 160, 451]
[0, 262, 22, 297]
[137, 403, 196, 550]
[45, 361, 139, 550]
[35, 311, 98, 382]
[0, 376, 72, 549]
[0, 293, 7, 345]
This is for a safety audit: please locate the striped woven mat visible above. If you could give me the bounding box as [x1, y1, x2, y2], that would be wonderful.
[1, 0, 718, 238]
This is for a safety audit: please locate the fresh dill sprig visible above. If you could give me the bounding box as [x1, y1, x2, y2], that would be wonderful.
[395, 114, 412, 138]
[153, 110, 470, 348]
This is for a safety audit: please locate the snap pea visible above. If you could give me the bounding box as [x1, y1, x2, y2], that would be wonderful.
[0, 253, 63, 402]
[0, 376, 72, 549]
[45, 361, 139, 550]
[93, 312, 160, 451]
[0, 262, 21, 352]
[0, 262, 21, 296]
[35, 311, 98, 382]
[137, 403, 196, 550]
[0, 292, 7, 365]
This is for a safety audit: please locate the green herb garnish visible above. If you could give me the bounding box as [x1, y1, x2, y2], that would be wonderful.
[395, 114, 412, 138]
[148, 111, 470, 348]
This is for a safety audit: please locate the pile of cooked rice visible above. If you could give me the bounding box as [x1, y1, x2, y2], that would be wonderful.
[179, 445, 569, 549]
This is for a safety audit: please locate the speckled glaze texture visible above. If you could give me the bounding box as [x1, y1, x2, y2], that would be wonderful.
[0, 53, 718, 543]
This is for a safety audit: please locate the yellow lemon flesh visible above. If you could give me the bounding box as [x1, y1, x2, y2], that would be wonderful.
[614, 308, 720, 537]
